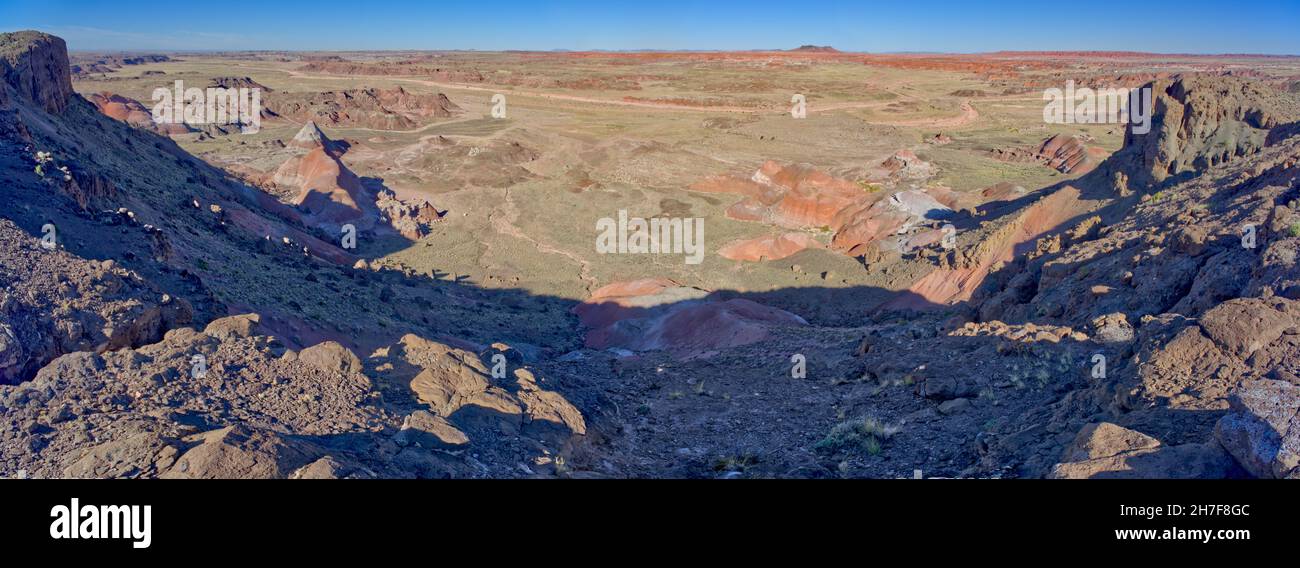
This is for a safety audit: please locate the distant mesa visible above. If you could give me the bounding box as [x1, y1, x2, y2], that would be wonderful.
[791, 45, 840, 53]
[69, 52, 170, 78]
[265, 86, 461, 130]
[297, 59, 486, 83]
[209, 76, 273, 92]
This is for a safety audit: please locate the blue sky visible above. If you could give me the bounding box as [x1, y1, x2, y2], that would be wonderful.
[3, 0, 1298, 54]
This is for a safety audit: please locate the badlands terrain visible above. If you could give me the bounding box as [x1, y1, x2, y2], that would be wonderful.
[2, 31, 1300, 478]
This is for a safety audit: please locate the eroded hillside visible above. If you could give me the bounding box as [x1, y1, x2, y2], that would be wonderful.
[2, 31, 1299, 479]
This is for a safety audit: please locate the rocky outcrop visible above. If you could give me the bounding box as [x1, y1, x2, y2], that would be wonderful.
[371, 334, 587, 451]
[0, 31, 73, 114]
[1198, 298, 1296, 359]
[0, 219, 192, 384]
[276, 123, 444, 239]
[964, 84, 1300, 477]
[299, 341, 365, 375]
[1111, 74, 1300, 189]
[375, 190, 443, 240]
[1, 315, 588, 479]
[60, 167, 118, 210]
[266, 86, 460, 130]
[1037, 134, 1103, 174]
[160, 425, 318, 480]
[989, 134, 1104, 175]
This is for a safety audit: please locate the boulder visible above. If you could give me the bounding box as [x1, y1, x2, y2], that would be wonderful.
[1214, 379, 1300, 479]
[1199, 298, 1294, 358]
[160, 425, 317, 479]
[515, 370, 587, 436]
[63, 428, 177, 478]
[299, 341, 364, 376]
[409, 360, 490, 417]
[1050, 423, 1239, 479]
[203, 313, 261, 339]
[1060, 423, 1160, 462]
[291, 456, 347, 479]
[397, 410, 470, 447]
[921, 374, 978, 401]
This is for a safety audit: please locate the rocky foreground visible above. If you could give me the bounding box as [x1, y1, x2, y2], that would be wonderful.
[1, 31, 1298, 478]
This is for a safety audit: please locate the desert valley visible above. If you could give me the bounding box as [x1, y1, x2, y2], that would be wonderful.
[2, 29, 1300, 480]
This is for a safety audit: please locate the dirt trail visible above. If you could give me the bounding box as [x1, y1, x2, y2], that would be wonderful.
[879, 102, 980, 128]
[488, 187, 598, 294]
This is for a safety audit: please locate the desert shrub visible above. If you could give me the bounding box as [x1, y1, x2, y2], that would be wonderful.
[815, 417, 901, 456]
[857, 180, 883, 193]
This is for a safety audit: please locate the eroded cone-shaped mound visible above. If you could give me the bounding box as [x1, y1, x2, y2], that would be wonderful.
[290, 120, 331, 150]
[274, 146, 371, 226]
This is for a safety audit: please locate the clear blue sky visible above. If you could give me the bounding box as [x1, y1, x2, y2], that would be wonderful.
[3, 0, 1298, 54]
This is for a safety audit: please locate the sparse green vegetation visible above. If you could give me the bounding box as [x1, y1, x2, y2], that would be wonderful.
[712, 454, 759, 473]
[815, 417, 901, 456]
[1289, 221, 1300, 238]
[857, 180, 884, 193]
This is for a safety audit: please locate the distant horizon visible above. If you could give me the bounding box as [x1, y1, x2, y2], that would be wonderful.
[4, 0, 1299, 54]
[53, 46, 1300, 58]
